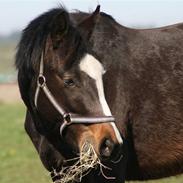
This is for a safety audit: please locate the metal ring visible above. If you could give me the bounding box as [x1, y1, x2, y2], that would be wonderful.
[63, 113, 71, 124]
[60, 114, 72, 137]
[37, 75, 46, 88]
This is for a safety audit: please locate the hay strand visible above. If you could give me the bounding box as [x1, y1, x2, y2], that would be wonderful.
[52, 142, 115, 183]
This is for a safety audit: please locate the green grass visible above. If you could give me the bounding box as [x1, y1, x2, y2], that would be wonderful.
[0, 103, 50, 183]
[0, 103, 183, 183]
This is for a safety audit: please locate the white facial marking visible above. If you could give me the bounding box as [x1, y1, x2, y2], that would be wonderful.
[79, 54, 123, 144]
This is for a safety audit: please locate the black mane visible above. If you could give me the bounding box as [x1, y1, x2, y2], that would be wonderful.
[15, 7, 82, 75]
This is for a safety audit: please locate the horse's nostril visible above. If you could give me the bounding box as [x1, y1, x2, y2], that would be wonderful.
[100, 139, 114, 159]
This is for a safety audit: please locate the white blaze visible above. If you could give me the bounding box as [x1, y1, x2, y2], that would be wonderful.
[79, 54, 123, 144]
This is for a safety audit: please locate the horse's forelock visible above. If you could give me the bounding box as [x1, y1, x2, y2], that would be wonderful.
[15, 7, 75, 75]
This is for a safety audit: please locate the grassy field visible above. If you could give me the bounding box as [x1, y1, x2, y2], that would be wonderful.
[0, 103, 51, 183]
[1, 103, 183, 183]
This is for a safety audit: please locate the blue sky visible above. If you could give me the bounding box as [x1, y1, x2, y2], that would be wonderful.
[1, 0, 183, 35]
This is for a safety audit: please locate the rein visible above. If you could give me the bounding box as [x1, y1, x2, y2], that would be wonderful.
[34, 53, 115, 136]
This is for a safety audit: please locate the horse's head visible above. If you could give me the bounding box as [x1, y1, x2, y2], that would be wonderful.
[16, 6, 123, 162]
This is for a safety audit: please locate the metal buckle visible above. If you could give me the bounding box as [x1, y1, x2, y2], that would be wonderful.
[37, 75, 46, 88]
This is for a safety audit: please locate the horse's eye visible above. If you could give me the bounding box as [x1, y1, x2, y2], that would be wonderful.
[64, 79, 75, 87]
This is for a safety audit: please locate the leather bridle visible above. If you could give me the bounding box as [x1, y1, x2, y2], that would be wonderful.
[34, 53, 115, 136]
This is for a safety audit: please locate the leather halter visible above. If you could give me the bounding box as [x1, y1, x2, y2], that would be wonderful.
[34, 53, 115, 136]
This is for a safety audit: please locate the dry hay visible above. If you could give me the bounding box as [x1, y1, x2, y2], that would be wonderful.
[52, 142, 115, 183]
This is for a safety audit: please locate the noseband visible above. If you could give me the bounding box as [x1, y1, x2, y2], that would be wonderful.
[34, 53, 115, 136]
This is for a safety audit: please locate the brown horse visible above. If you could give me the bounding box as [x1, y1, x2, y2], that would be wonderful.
[16, 5, 183, 183]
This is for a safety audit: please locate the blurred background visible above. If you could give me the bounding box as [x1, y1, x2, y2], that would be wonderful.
[1, 0, 183, 183]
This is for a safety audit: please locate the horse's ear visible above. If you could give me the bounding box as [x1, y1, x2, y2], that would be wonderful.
[50, 11, 69, 49]
[78, 5, 100, 40]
